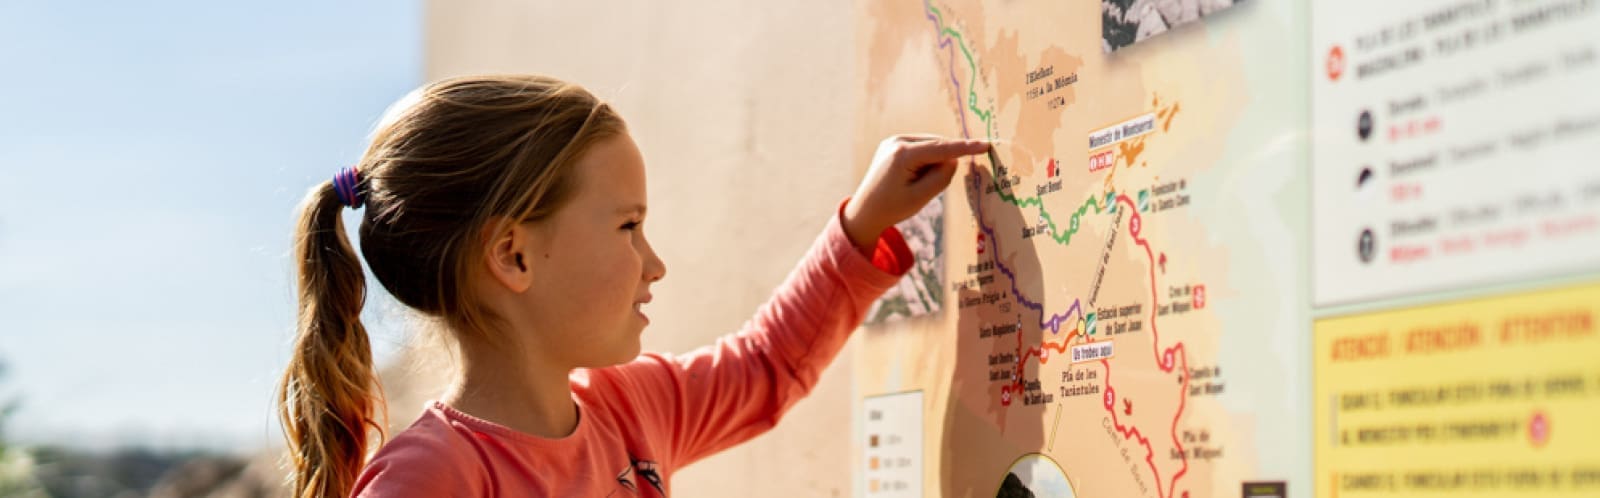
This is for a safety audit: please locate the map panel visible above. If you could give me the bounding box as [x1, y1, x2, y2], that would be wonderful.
[855, 1, 1309, 497]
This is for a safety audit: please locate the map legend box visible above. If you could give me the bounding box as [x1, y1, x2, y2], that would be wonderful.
[861, 391, 923, 497]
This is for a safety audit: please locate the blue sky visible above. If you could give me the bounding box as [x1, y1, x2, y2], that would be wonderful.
[0, 1, 421, 451]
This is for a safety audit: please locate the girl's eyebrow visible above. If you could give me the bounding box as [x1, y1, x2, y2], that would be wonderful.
[616, 204, 647, 215]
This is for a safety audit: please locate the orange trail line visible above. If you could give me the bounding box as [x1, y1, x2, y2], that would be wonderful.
[1000, 329, 1080, 402]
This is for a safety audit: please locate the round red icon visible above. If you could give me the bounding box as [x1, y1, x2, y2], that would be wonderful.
[1326, 45, 1345, 82]
[1529, 411, 1549, 448]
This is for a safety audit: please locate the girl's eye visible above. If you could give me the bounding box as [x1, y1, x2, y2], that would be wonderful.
[621, 220, 640, 231]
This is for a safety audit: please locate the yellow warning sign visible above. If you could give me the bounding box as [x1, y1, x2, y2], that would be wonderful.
[1315, 283, 1600, 497]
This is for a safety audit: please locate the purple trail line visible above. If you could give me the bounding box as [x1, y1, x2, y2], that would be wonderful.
[968, 171, 1084, 334]
[922, 1, 1081, 333]
[922, 0, 973, 139]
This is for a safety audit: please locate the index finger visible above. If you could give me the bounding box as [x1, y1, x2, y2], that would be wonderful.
[903, 138, 991, 165]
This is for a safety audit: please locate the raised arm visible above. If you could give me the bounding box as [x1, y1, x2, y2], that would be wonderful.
[591, 136, 990, 467]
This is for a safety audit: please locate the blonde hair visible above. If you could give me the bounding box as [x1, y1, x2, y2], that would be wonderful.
[276, 74, 626, 498]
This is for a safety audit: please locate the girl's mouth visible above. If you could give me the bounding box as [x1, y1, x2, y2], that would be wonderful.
[633, 297, 651, 324]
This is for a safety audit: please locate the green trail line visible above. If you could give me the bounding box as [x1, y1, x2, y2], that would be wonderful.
[931, 3, 1122, 249]
[928, 3, 995, 139]
[991, 181, 1113, 247]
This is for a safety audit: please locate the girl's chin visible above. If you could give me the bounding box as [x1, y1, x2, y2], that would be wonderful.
[620, 329, 645, 354]
[618, 341, 644, 363]
[591, 344, 643, 368]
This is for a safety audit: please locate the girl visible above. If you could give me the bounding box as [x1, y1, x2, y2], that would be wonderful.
[277, 74, 987, 497]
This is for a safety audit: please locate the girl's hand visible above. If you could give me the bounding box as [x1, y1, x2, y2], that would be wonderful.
[843, 135, 991, 252]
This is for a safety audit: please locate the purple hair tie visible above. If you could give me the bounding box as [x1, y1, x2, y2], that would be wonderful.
[332, 166, 365, 209]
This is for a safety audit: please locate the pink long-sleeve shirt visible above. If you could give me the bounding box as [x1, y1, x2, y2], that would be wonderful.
[351, 205, 913, 497]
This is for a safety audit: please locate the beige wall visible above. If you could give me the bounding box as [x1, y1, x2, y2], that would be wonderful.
[420, 0, 861, 495]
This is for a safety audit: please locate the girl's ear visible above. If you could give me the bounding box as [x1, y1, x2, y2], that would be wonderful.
[482, 218, 536, 293]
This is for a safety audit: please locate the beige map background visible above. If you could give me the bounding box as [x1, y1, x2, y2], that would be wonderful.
[855, 1, 1311, 497]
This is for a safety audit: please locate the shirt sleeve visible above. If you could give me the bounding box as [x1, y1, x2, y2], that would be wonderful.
[597, 199, 913, 468]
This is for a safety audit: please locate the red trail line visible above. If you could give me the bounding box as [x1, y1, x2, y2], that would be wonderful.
[1095, 194, 1190, 498]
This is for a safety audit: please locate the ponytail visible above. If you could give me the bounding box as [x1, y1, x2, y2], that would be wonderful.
[277, 180, 385, 498]
[271, 74, 629, 497]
